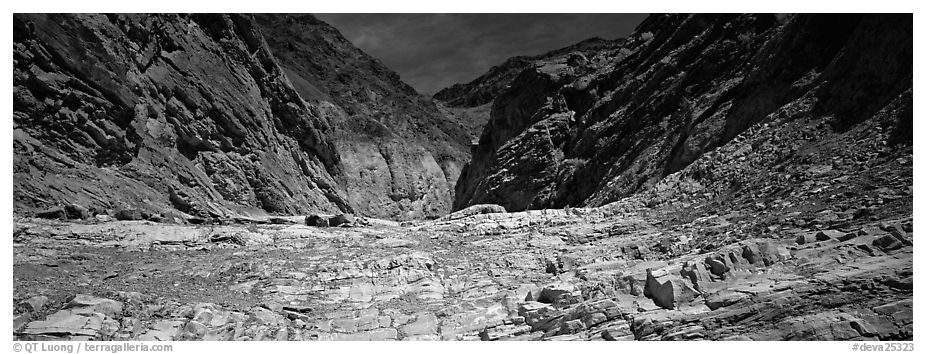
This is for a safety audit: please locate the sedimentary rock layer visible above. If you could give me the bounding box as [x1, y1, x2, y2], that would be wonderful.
[14, 14, 351, 219]
[451, 14, 912, 212]
[14, 14, 472, 220]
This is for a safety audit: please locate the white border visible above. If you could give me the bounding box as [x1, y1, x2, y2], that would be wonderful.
[3, 2, 922, 354]
[4, 0, 925, 13]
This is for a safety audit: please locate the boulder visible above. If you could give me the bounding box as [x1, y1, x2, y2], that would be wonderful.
[64, 294, 124, 318]
[22, 295, 48, 313]
[581, 312, 608, 328]
[537, 282, 578, 305]
[305, 213, 356, 227]
[680, 260, 714, 289]
[249, 307, 283, 325]
[889, 230, 912, 246]
[816, 230, 846, 242]
[64, 204, 90, 219]
[114, 208, 143, 221]
[873, 234, 904, 251]
[180, 320, 207, 339]
[644, 268, 700, 310]
[705, 255, 730, 278]
[329, 213, 356, 227]
[22, 310, 105, 337]
[836, 231, 858, 242]
[795, 234, 812, 245]
[269, 217, 294, 224]
[187, 217, 208, 225]
[14, 313, 31, 332]
[601, 323, 635, 341]
[192, 304, 215, 324]
[741, 241, 789, 266]
[884, 276, 913, 291]
[305, 214, 330, 227]
[36, 207, 66, 220]
[100, 318, 120, 337]
[136, 319, 184, 341]
[518, 301, 553, 317]
[559, 319, 586, 334]
[623, 243, 649, 260]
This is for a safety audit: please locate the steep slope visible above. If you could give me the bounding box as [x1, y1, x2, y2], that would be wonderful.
[445, 34, 643, 211]
[254, 14, 471, 220]
[13, 14, 351, 220]
[433, 37, 626, 159]
[452, 14, 912, 212]
[435, 102, 493, 145]
[14, 13, 473, 221]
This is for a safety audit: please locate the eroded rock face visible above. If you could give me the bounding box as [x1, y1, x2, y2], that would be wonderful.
[254, 14, 471, 220]
[14, 14, 472, 221]
[12, 95, 912, 339]
[434, 37, 625, 108]
[451, 14, 912, 212]
[14, 14, 351, 220]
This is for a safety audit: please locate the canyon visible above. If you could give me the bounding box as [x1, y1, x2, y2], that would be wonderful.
[12, 13, 913, 341]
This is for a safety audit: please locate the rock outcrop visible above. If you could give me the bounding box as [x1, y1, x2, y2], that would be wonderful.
[433, 37, 625, 152]
[434, 37, 625, 108]
[14, 14, 351, 220]
[450, 14, 912, 212]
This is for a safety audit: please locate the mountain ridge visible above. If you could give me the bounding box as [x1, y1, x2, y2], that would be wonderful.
[433, 36, 626, 108]
[448, 13, 912, 213]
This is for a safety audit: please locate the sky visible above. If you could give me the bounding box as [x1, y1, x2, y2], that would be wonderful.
[315, 14, 648, 95]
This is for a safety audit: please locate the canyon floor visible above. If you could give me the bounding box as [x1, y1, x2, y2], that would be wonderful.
[12, 195, 912, 341]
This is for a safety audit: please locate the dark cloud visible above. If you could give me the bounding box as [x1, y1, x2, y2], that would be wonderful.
[315, 13, 647, 95]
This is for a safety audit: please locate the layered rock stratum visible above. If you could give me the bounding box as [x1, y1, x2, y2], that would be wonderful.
[14, 14, 350, 220]
[446, 14, 912, 213]
[14, 13, 470, 221]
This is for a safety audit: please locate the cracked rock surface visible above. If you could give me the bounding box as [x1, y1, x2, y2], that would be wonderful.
[13, 181, 911, 341]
